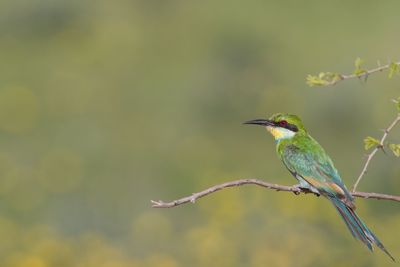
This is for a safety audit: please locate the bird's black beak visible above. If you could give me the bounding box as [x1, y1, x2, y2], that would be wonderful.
[243, 119, 275, 126]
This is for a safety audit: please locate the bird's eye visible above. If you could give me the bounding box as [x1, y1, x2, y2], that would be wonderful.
[279, 120, 288, 127]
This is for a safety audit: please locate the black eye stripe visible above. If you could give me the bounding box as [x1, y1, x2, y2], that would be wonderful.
[286, 123, 298, 132]
[274, 121, 298, 132]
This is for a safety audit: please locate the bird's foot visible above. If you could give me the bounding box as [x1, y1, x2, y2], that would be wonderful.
[291, 184, 320, 196]
[291, 184, 305, 195]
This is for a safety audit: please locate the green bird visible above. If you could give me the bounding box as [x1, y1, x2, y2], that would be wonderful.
[244, 113, 394, 261]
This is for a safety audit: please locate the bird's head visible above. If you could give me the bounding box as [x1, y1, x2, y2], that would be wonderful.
[244, 113, 306, 140]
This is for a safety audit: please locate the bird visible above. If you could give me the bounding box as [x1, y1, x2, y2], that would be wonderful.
[244, 113, 395, 261]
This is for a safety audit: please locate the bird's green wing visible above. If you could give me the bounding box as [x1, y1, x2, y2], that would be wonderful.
[281, 140, 353, 204]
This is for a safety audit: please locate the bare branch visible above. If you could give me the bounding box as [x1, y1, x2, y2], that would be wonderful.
[352, 113, 400, 192]
[151, 178, 400, 208]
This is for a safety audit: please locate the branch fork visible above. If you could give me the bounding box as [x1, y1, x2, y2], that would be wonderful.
[352, 113, 400, 192]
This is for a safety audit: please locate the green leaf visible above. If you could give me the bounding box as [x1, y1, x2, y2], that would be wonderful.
[388, 62, 400, 79]
[389, 144, 400, 157]
[306, 72, 341, 87]
[306, 74, 326, 86]
[353, 57, 366, 76]
[364, 136, 380, 150]
[395, 97, 400, 111]
[354, 57, 363, 69]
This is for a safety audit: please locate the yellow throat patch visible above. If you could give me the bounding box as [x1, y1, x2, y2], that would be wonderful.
[266, 126, 295, 140]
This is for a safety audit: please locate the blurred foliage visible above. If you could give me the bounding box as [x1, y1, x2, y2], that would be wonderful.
[364, 136, 380, 150]
[388, 62, 400, 79]
[389, 144, 400, 157]
[363, 100, 399, 157]
[307, 58, 400, 86]
[353, 57, 367, 76]
[0, 0, 399, 266]
[306, 72, 341, 86]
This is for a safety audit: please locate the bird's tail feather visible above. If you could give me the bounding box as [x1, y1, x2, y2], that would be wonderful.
[329, 197, 395, 261]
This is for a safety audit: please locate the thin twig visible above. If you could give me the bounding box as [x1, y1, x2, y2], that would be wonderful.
[326, 61, 399, 86]
[307, 61, 400, 87]
[151, 178, 400, 208]
[352, 113, 400, 192]
[330, 61, 400, 85]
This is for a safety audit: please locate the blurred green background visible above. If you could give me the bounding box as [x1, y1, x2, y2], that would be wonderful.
[0, 0, 399, 266]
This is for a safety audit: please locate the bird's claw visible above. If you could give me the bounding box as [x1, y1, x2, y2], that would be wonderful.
[291, 184, 304, 195]
[291, 184, 320, 197]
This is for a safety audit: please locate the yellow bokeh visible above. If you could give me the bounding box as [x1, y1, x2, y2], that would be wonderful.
[7, 255, 48, 267]
[144, 254, 179, 267]
[185, 225, 238, 267]
[132, 211, 172, 244]
[0, 86, 39, 134]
